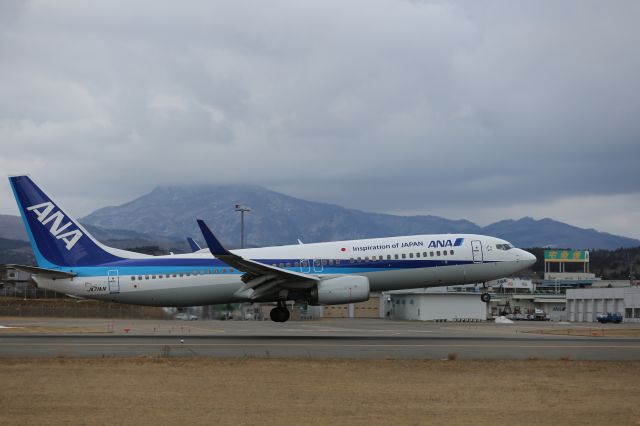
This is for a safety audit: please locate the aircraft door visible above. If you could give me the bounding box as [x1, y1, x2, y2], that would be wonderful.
[107, 270, 120, 294]
[300, 259, 311, 273]
[471, 240, 483, 263]
[313, 258, 323, 273]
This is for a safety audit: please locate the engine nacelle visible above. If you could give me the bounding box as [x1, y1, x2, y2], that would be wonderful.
[311, 276, 370, 305]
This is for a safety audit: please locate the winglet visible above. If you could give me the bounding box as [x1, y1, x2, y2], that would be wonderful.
[186, 237, 201, 252]
[197, 220, 232, 257]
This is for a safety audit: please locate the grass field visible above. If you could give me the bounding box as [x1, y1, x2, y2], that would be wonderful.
[527, 327, 640, 337]
[1, 358, 639, 425]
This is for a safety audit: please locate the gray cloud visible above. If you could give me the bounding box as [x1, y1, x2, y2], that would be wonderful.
[1, 0, 639, 238]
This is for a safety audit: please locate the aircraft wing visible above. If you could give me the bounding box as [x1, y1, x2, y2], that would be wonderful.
[197, 220, 319, 300]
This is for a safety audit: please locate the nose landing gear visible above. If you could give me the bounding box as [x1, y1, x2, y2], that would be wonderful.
[269, 300, 290, 322]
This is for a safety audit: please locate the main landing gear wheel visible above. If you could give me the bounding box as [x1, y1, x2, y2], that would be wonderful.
[481, 293, 491, 303]
[270, 303, 290, 323]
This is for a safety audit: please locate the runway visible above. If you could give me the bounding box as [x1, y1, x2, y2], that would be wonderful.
[1, 318, 640, 360]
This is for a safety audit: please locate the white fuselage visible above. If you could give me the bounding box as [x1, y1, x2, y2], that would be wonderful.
[33, 234, 535, 307]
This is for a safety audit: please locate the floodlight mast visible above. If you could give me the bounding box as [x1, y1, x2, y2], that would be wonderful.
[234, 204, 251, 249]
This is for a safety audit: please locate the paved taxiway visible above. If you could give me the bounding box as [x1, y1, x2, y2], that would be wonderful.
[1, 318, 639, 360]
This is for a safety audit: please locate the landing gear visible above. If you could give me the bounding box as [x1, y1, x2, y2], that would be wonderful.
[480, 282, 491, 303]
[269, 301, 290, 323]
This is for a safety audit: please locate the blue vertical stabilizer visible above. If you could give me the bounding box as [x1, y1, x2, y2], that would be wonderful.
[9, 175, 123, 268]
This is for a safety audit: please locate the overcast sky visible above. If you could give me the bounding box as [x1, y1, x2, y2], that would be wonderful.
[1, 0, 639, 239]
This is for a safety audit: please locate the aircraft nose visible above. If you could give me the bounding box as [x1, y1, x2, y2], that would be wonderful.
[521, 250, 536, 267]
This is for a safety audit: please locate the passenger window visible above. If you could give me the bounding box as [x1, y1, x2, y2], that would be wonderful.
[402, 254, 406, 259]
[138, 276, 143, 280]
[443, 251, 447, 256]
[357, 257, 362, 262]
[131, 276, 135, 281]
[152, 275, 157, 279]
[430, 251, 434, 257]
[295, 262, 300, 267]
[336, 260, 341, 265]
[437, 251, 441, 256]
[350, 258, 355, 264]
[286, 262, 291, 268]
[279, 263, 284, 268]
[409, 253, 413, 259]
[329, 259, 334, 266]
[394, 254, 399, 260]
[322, 260, 327, 266]
[387, 255, 391, 260]
[450, 250, 454, 255]
[145, 275, 149, 280]
[172, 274, 177, 278]
[416, 253, 420, 258]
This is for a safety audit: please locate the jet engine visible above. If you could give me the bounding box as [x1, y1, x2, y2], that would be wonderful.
[311, 276, 370, 305]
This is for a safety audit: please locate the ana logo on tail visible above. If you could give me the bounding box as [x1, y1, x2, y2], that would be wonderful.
[27, 202, 84, 250]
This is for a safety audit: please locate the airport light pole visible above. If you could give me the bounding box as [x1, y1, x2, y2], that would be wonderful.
[234, 204, 251, 249]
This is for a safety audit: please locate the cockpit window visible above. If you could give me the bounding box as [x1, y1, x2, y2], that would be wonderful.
[496, 244, 513, 251]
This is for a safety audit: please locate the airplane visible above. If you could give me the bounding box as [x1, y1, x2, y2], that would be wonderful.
[7, 175, 536, 322]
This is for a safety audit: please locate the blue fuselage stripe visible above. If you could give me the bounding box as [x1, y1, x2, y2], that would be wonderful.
[62, 258, 480, 277]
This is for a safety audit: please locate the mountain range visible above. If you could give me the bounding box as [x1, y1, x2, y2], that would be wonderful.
[0, 185, 638, 262]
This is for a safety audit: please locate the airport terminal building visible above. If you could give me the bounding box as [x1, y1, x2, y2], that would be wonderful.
[567, 287, 640, 323]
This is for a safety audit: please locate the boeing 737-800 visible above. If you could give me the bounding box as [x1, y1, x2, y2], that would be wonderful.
[8, 175, 536, 322]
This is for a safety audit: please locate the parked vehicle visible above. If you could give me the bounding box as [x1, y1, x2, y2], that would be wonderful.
[596, 312, 623, 324]
[174, 313, 198, 321]
[533, 308, 549, 321]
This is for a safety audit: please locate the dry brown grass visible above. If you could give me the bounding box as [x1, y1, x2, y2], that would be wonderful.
[1, 358, 639, 426]
[0, 325, 109, 334]
[528, 328, 640, 337]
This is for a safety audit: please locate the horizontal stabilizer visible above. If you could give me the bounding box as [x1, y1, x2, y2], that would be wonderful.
[5, 264, 76, 279]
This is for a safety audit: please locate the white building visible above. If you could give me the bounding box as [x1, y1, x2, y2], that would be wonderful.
[566, 287, 640, 323]
[385, 288, 486, 321]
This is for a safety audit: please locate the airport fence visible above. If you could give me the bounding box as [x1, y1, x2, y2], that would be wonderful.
[0, 296, 169, 319]
[0, 286, 62, 300]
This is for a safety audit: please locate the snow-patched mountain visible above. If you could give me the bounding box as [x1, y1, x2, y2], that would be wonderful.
[77, 185, 640, 250]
